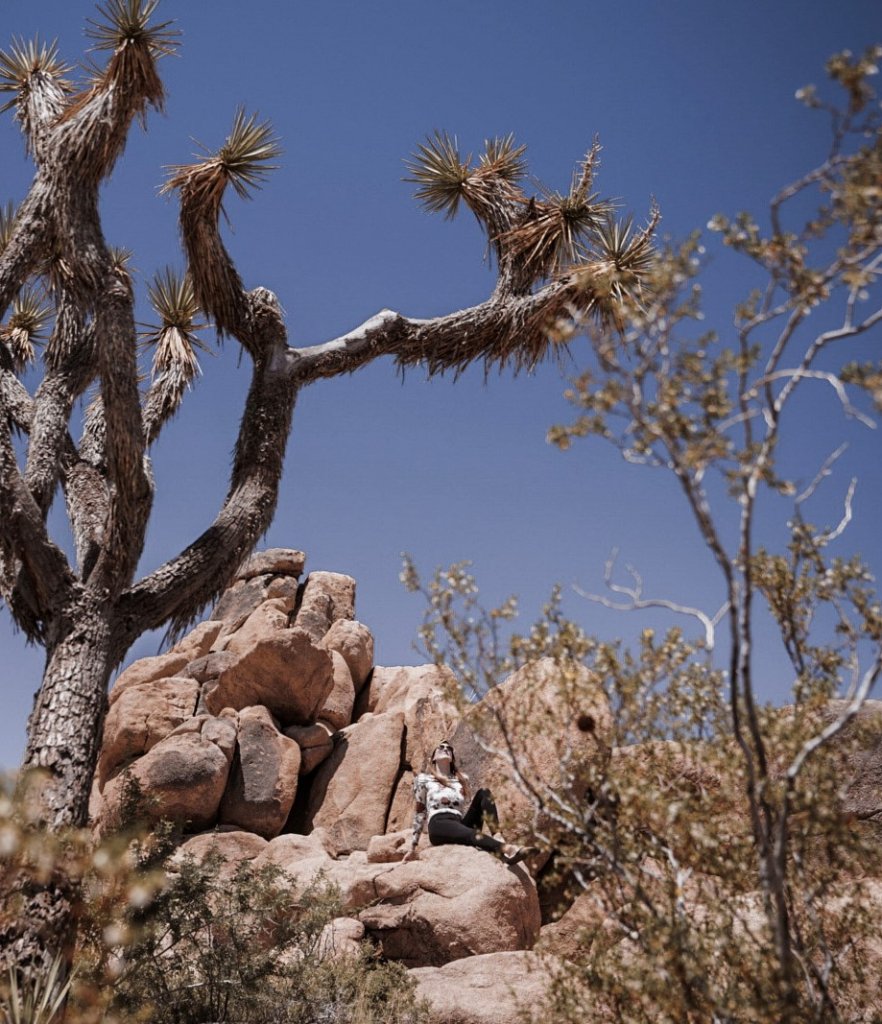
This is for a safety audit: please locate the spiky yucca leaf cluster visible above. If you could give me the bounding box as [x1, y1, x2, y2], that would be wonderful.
[500, 140, 612, 278]
[142, 267, 206, 381]
[163, 108, 282, 210]
[405, 131, 525, 223]
[1, 287, 52, 370]
[0, 37, 73, 115]
[84, 0, 178, 113]
[574, 204, 661, 330]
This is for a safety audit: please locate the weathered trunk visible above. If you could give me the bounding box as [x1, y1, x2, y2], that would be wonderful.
[1, 613, 115, 972]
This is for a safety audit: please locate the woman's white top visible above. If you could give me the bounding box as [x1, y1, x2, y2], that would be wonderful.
[413, 772, 465, 820]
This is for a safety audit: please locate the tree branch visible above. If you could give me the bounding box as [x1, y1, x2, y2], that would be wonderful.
[290, 277, 577, 383]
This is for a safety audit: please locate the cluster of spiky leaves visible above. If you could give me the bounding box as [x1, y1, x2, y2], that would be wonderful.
[142, 267, 206, 382]
[83, 0, 178, 112]
[406, 131, 651, 293]
[0, 37, 73, 114]
[1, 289, 52, 371]
[163, 108, 282, 209]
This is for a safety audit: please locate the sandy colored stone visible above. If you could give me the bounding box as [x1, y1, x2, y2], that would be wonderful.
[218, 705, 301, 838]
[109, 651, 192, 705]
[170, 830, 269, 880]
[359, 844, 541, 967]
[450, 658, 612, 840]
[169, 620, 225, 660]
[283, 721, 335, 774]
[306, 711, 405, 854]
[97, 677, 200, 788]
[202, 627, 334, 726]
[294, 571, 356, 641]
[257, 841, 540, 968]
[99, 713, 238, 833]
[366, 828, 428, 863]
[357, 663, 456, 719]
[319, 620, 374, 692]
[221, 598, 296, 655]
[316, 917, 365, 959]
[236, 548, 306, 581]
[317, 651, 355, 731]
[536, 889, 608, 961]
[410, 950, 562, 1024]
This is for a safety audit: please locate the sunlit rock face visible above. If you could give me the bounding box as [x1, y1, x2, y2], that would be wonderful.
[96, 549, 882, 1014]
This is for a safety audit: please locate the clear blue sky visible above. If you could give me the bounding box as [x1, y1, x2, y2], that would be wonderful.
[2, 1, 880, 769]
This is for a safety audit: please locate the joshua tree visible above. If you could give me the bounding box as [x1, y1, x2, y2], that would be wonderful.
[0, 1, 655, 966]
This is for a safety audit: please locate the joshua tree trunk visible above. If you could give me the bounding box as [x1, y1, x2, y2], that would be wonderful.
[0, 2, 654, 973]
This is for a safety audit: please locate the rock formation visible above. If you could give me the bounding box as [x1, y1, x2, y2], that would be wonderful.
[92, 549, 882, 1020]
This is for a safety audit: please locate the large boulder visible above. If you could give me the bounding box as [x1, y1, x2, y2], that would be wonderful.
[410, 950, 562, 1024]
[108, 651, 193, 705]
[236, 548, 306, 581]
[306, 711, 405, 854]
[171, 829, 269, 879]
[254, 841, 540, 968]
[357, 663, 457, 719]
[218, 706, 302, 838]
[294, 571, 356, 641]
[283, 721, 336, 774]
[450, 658, 612, 839]
[319, 619, 374, 693]
[99, 713, 238, 832]
[97, 676, 200, 788]
[316, 651, 356, 731]
[202, 627, 334, 725]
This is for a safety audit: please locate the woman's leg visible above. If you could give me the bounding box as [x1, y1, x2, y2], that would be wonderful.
[461, 788, 499, 833]
[428, 813, 503, 853]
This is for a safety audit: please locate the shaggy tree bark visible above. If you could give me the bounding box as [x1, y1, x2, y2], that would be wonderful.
[0, 4, 655, 970]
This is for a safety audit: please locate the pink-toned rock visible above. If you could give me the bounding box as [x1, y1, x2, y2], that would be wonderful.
[185, 650, 237, 684]
[170, 830, 269, 879]
[536, 889, 607, 961]
[359, 845, 541, 967]
[410, 951, 561, 1024]
[386, 771, 418, 836]
[319, 620, 374, 692]
[97, 677, 200, 788]
[169, 620, 224, 660]
[283, 721, 335, 774]
[366, 829, 427, 863]
[355, 664, 457, 723]
[450, 658, 612, 838]
[317, 917, 365, 959]
[218, 706, 301, 838]
[109, 651, 192, 705]
[317, 652, 355, 731]
[220, 598, 296, 655]
[306, 711, 405, 854]
[257, 842, 540, 968]
[99, 713, 238, 833]
[294, 571, 356, 641]
[236, 548, 306, 581]
[202, 628, 334, 726]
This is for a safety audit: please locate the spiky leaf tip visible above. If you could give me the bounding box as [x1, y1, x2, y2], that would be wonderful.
[162, 108, 281, 205]
[1, 287, 52, 370]
[141, 267, 207, 378]
[405, 131, 472, 219]
[0, 37, 73, 112]
[479, 134, 527, 183]
[85, 0, 178, 59]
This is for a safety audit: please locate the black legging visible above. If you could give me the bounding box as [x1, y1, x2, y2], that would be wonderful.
[428, 788, 503, 853]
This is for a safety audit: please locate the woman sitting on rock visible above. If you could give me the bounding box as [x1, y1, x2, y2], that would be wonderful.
[402, 741, 534, 865]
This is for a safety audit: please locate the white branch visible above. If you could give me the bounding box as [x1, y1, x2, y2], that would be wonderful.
[749, 370, 876, 429]
[574, 549, 729, 649]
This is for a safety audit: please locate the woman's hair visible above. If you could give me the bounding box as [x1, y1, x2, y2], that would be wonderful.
[429, 742, 467, 790]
